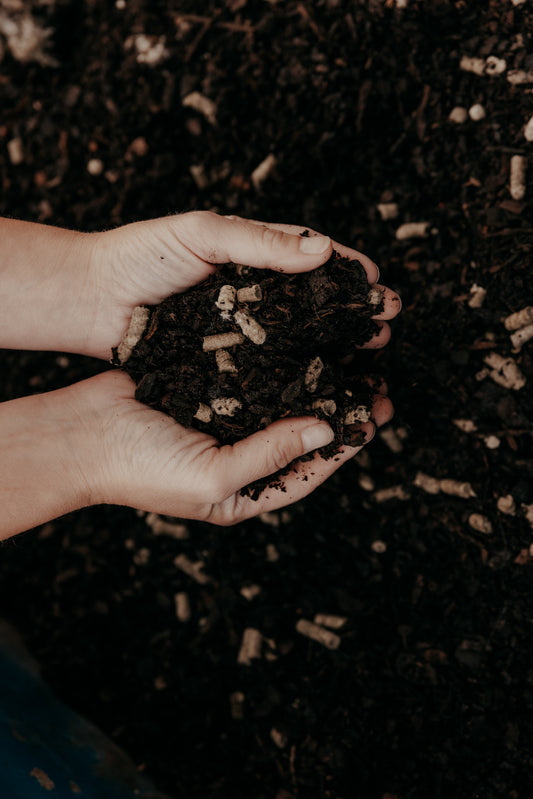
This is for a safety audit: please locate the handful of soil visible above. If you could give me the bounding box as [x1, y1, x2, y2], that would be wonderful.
[116, 251, 383, 455]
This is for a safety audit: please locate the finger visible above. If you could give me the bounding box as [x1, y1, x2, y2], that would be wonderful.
[215, 424, 376, 524]
[211, 415, 335, 497]
[171, 211, 333, 274]
[373, 286, 402, 320]
[236, 218, 380, 285]
[372, 393, 394, 426]
[357, 320, 391, 349]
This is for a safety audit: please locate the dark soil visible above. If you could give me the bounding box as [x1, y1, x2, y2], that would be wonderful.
[1, 2, 532, 798]
[122, 252, 379, 460]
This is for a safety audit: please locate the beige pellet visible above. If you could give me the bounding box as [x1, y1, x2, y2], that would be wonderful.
[237, 628, 263, 665]
[373, 485, 411, 502]
[510, 155, 526, 201]
[504, 306, 533, 331]
[497, 495, 516, 516]
[173, 554, 211, 584]
[312, 398, 337, 417]
[215, 285, 237, 313]
[233, 311, 266, 345]
[395, 222, 429, 240]
[210, 397, 242, 416]
[510, 324, 533, 350]
[413, 472, 441, 495]
[145, 513, 189, 539]
[304, 356, 324, 393]
[202, 332, 245, 351]
[116, 306, 150, 363]
[296, 619, 341, 650]
[174, 592, 191, 622]
[483, 352, 526, 390]
[313, 613, 347, 630]
[344, 406, 371, 424]
[194, 403, 213, 423]
[439, 479, 477, 499]
[237, 285, 262, 303]
[215, 349, 238, 374]
[468, 513, 493, 535]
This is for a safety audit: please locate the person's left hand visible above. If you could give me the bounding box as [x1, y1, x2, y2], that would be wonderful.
[83, 212, 400, 359]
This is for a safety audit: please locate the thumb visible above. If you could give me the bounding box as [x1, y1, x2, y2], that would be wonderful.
[172, 211, 333, 273]
[213, 416, 335, 496]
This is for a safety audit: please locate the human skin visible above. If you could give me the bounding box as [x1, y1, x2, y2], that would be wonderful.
[0, 212, 400, 537]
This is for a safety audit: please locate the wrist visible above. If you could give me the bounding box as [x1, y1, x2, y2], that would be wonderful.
[0, 385, 95, 538]
[0, 218, 100, 356]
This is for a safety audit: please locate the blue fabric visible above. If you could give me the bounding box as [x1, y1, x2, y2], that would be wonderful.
[0, 631, 170, 799]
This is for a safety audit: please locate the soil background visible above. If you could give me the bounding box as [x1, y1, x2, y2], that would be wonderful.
[0, 1, 532, 798]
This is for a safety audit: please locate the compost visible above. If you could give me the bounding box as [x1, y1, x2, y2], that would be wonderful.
[0, 2, 532, 798]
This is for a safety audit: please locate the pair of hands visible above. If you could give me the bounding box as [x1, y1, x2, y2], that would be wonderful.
[0, 212, 400, 535]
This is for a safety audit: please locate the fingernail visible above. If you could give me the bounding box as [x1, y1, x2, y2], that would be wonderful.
[299, 235, 331, 254]
[301, 423, 335, 453]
